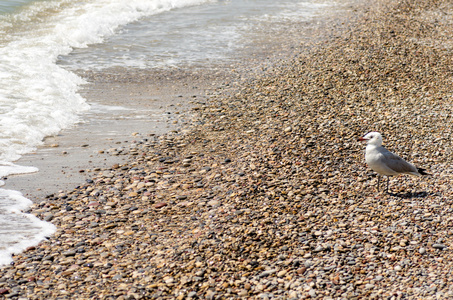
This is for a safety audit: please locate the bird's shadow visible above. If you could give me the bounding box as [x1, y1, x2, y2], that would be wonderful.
[387, 191, 431, 198]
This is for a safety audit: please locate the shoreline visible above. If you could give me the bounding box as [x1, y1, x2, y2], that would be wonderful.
[2, 0, 453, 299]
[3, 67, 227, 201]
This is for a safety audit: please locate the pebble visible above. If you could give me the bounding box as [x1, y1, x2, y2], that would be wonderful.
[258, 269, 278, 278]
[187, 291, 197, 298]
[207, 200, 219, 207]
[433, 244, 447, 250]
[154, 202, 167, 209]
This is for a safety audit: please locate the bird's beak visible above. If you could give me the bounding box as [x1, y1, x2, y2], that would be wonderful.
[358, 137, 368, 142]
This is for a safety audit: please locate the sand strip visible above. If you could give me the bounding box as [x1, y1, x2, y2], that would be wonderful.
[3, 67, 226, 200]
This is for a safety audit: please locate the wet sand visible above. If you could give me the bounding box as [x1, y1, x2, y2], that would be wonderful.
[3, 67, 223, 200]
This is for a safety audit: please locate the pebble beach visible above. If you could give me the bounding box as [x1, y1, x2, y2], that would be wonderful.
[2, 0, 453, 299]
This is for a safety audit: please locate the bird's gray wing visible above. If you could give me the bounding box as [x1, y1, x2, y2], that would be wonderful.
[379, 147, 417, 173]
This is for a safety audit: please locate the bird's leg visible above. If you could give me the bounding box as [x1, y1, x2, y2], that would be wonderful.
[377, 176, 380, 192]
[386, 176, 390, 193]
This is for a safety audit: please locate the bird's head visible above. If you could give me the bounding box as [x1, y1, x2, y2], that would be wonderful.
[358, 132, 383, 146]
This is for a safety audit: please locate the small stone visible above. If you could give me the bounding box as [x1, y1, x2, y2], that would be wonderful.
[419, 247, 426, 254]
[44, 214, 54, 221]
[258, 269, 277, 278]
[433, 244, 447, 250]
[374, 275, 383, 281]
[63, 250, 76, 257]
[313, 246, 323, 252]
[297, 267, 306, 274]
[0, 289, 9, 295]
[164, 276, 174, 284]
[5, 292, 19, 298]
[207, 200, 219, 207]
[112, 274, 123, 280]
[61, 269, 75, 276]
[154, 202, 167, 209]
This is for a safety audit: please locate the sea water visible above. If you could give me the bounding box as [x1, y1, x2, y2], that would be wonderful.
[0, 0, 333, 265]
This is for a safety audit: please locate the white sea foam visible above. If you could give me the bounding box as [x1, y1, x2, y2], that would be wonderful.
[0, 0, 213, 165]
[0, 189, 56, 266]
[0, 0, 213, 266]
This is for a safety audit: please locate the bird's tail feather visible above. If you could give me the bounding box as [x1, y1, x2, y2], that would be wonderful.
[417, 167, 430, 176]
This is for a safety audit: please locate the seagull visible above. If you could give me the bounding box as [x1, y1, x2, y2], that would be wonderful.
[358, 132, 429, 192]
